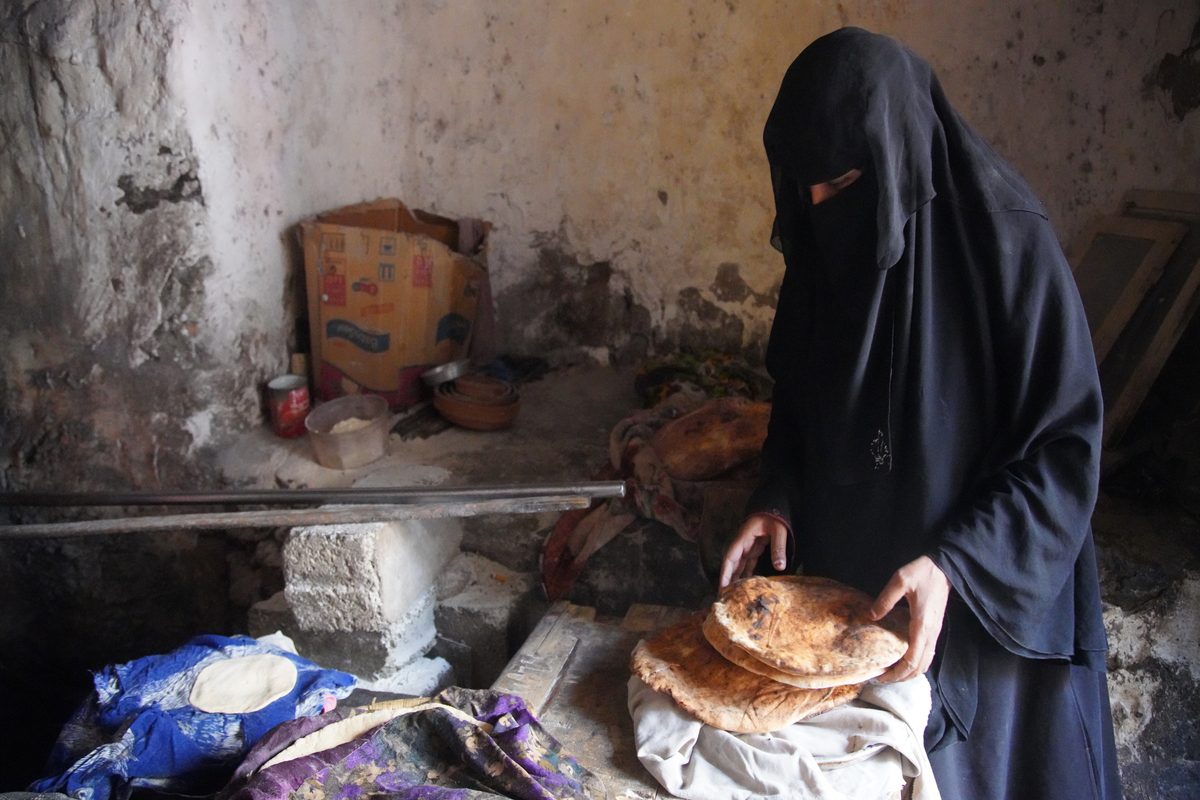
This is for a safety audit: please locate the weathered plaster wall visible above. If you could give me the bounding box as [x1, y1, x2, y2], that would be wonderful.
[163, 1, 1200, 374]
[1094, 503, 1200, 798]
[0, 2, 282, 781]
[3, 1, 1197, 492]
[0, 0, 286, 493]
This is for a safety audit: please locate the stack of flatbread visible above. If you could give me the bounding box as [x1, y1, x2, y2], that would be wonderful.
[630, 575, 909, 734]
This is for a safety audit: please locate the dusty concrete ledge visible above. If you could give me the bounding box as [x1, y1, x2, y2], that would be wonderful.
[435, 552, 545, 687]
[217, 365, 635, 493]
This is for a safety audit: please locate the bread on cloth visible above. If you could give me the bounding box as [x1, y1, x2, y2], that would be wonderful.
[630, 612, 860, 734]
[704, 575, 909, 688]
[650, 396, 770, 481]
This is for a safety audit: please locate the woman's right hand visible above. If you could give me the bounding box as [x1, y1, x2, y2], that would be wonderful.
[718, 513, 790, 590]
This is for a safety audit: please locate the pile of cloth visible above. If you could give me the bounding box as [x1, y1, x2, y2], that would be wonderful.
[627, 576, 941, 800]
[30, 634, 356, 799]
[28, 634, 596, 800]
[218, 687, 598, 800]
[540, 352, 774, 601]
[541, 389, 771, 600]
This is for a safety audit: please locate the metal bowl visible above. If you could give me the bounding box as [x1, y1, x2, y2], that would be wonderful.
[433, 382, 520, 431]
[422, 359, 471, 387]
[304, 394, 390, 470]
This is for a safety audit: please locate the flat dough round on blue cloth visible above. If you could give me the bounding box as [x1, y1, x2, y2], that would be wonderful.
[189, 653, 298, 713]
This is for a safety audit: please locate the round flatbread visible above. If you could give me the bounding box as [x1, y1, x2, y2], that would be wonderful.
[630, 612, 861, 734]
[189, 653, 298, 713]
[650, 397, 771, 481]
[707, 575, 909, 687]
[701, 611, 881, 689]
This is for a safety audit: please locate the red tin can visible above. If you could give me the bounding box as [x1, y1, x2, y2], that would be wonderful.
[267, 374, 311, 438]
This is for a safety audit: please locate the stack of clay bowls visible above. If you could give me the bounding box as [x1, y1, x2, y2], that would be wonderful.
[432, 373, 520, 431]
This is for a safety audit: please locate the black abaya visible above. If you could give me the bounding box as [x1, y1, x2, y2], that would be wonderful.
[748, 28, 1121, 799]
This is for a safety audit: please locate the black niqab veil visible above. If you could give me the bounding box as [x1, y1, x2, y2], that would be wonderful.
[749, 28, 1120, 799]
[760, 28, 1045, 485]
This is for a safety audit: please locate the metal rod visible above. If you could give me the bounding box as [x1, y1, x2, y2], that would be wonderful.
[0, 496, 596, 539]
[0, 481, 626, 508]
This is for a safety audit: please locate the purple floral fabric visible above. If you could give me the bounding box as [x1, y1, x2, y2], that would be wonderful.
[222, 688, 598, 800]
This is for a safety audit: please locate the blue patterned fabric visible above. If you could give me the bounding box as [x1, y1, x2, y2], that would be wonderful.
[30, 634, 356, 800]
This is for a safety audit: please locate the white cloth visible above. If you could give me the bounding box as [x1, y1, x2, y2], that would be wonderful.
[629, 675, 940, 800]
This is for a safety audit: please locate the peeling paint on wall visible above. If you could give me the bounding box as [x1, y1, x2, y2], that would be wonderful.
[4, 0, 1197, 492]
[668, 287, 748, 355]
[710, 262, 779, 308]
[115, 168, 203, 214]
[494, 240, 653, 366]
[0, 1, 285, 495]
[1149, 18, 1200, 120]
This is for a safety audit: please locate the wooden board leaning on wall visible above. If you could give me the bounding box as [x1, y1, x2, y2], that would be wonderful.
[1072, 190, 1200, 447]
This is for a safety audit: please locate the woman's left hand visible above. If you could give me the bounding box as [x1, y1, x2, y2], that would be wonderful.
[869, 555, 950, 683]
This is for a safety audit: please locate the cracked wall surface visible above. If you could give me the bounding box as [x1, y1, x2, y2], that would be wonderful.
[0, 0, 281, 493]
[1095, 505, 1200, 799]
[5, 1, 1198, 495]
[149, 1, 1200, 370]
[0, 1, 288, 781]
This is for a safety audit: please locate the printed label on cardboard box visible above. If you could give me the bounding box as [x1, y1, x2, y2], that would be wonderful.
[436, 313, 471, 345]
[326, 319, 390, 353]
[301, 198, 489, 409]
[322, 274, 347, 306]
[412, 254, 433, 288]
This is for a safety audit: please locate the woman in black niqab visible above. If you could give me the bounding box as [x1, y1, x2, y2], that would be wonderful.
[720, 28, 1122, 800]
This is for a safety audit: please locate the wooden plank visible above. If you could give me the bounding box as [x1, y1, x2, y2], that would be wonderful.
[1098, 202, 1200, 445]
[491, 601, 592, 715]
[1068, 215, 1187, 364]
[493, 603, 683, 799]
[538, 622, 679, 800]
[1121, 189, 1200, 220]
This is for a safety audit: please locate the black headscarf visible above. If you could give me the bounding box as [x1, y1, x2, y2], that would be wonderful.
[761, 27, 1046, 484]
[749, 27, 1108, 746]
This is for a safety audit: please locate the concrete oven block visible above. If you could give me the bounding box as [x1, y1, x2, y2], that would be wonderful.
[248, 588, 438, 680]
[358, 656, 456, 697]
[435, 552, 544, 687]
[431, 635, 474, 688]
[283, 517, 462, 632]
[247, 590, 297, 636]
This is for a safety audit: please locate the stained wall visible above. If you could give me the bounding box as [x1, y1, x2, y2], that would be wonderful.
[175, 1, 1200, 371]
[3, 1, 1197, 491]
[1, 0, 1198, 791]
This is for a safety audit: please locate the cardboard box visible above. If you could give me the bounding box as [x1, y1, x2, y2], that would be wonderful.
[300, 199, 489, 409]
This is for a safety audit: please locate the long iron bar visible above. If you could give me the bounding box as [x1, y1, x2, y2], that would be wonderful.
[0, 481, 626, 508]
[0, 495, 598, 539]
